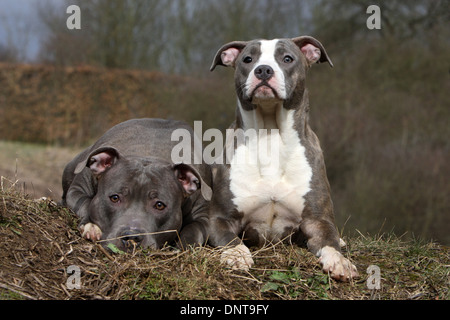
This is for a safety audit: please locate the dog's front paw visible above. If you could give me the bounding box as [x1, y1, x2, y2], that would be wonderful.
[318, 246, 359, 281]
[80, 223, 102, 242]
[220, 244, 254, 271]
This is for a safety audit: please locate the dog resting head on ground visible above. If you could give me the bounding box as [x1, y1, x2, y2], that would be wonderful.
[208, 36, 358, 281]
[62, 119, 212, 252]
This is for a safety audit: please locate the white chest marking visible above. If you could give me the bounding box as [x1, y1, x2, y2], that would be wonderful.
[229, 106, 312, 241]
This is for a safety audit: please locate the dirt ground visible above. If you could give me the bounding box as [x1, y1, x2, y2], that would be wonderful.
[0, 185, 448, 300]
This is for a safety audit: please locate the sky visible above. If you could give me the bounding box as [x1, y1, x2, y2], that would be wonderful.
[0, 0, 62, 61]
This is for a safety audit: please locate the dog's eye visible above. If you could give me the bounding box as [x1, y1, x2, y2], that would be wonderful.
[243, 56, 253, 63]
[109, 194, 120, 203]
[283, 55, 294, 63]
[154, 201, 166, 211]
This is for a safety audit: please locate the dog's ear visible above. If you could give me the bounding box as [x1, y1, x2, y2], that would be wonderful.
[173, 163, 212, 201]
[210, 41, 248, 71]
[75, 147, 120, 177]
[292, 36, 333, 68]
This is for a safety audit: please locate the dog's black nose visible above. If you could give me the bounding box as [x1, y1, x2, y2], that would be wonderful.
[254, 65, 274, 80]
[120, 229, 145, 247]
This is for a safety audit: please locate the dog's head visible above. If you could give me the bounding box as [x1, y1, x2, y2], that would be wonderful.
[210, 36, 332, 108]
[74, 147, 212, 251]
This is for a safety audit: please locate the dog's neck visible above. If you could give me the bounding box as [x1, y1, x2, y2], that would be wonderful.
[240, 98, 282, 130]
[236, 90, 309, 135]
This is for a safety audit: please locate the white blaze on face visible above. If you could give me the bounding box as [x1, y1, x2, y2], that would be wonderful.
[245, 39, 287, 100]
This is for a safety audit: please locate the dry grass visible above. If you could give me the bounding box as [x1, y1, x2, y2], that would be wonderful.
[0, 141, 80, 200]
[0, 181, 448, 300]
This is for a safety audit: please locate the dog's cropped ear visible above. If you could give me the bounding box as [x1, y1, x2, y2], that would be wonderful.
[74, 146, 120, 177]
[292, 36, 333, 68]
[173, 163, 212, 201]
[210, 41, 248, 71]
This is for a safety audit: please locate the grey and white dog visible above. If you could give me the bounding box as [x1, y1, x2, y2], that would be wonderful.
[208, 36, 358, 281]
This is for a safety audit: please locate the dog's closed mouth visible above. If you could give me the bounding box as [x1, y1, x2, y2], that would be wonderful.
[252, 82, 279, 99]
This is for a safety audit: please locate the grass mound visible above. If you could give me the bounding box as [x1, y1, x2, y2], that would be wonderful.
[0, 180, 448, 300]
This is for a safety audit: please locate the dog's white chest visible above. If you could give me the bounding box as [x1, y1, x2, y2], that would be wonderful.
[229, 108, 312, 240]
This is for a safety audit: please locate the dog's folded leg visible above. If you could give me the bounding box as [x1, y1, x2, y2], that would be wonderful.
[80, 222, 102, 242]
[220, 244, 254, 271]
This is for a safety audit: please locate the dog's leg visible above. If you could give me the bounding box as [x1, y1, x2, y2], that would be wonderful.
[317, 246, 358, 281]
[300, 218, 359, 281]
[209, 219, 254, 271]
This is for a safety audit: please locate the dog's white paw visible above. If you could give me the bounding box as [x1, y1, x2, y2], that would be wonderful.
[80, 223, 102, 242]
[318, 246, 359, 281]
[220, 244, 254, 271]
